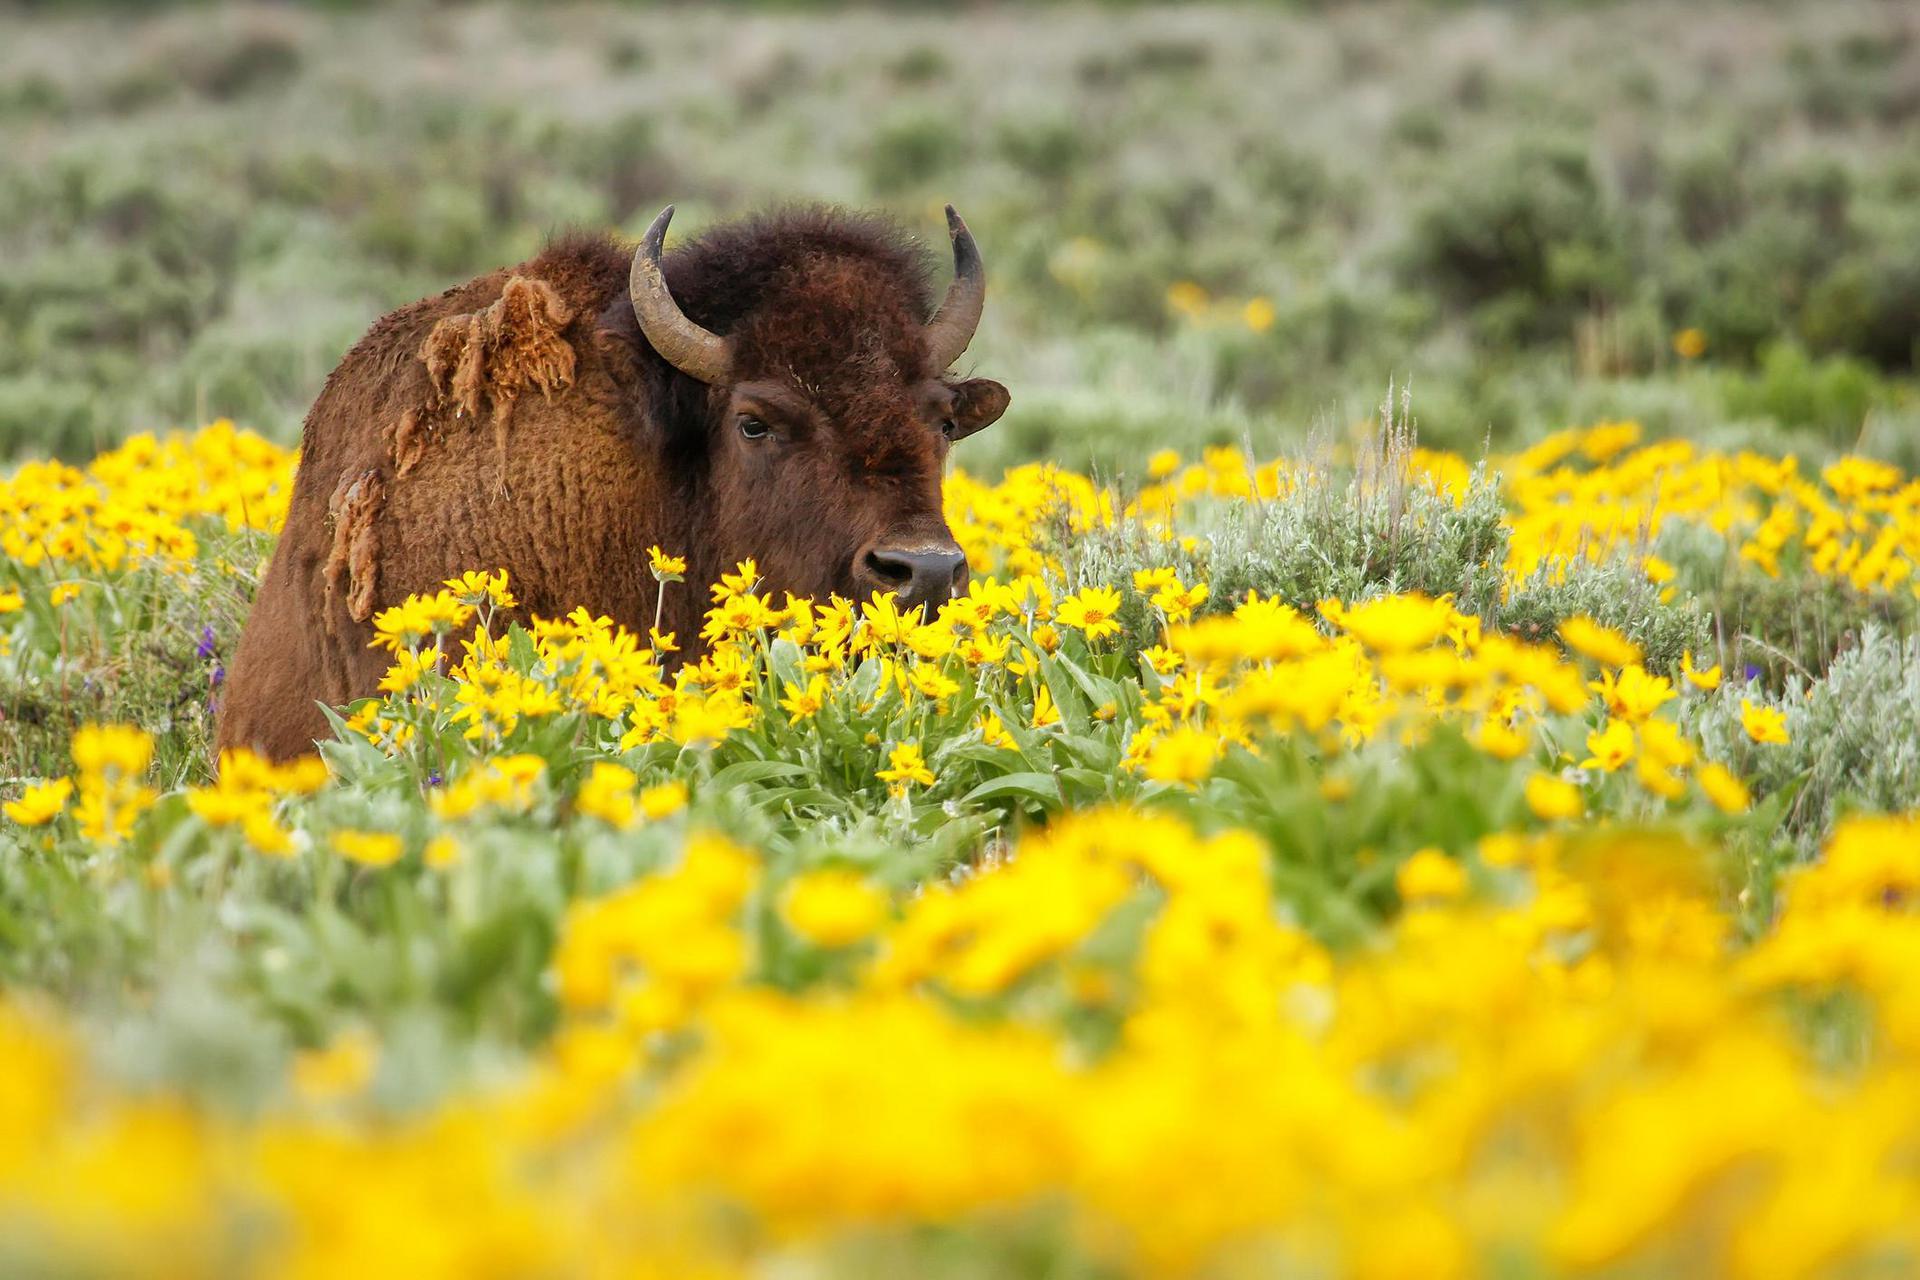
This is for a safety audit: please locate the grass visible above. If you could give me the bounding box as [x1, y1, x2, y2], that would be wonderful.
[0, 528, 265, 787]
[2, 1, 1918, 465]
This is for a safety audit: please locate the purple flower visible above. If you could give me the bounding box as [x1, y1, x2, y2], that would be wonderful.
[1744, 664, 1762, 681]
[426, 772, 444, 788]
[210, 664, 225, 688]
[196, 626, 218, 661]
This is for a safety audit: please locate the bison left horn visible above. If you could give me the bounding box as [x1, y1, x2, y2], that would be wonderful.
[925, 204, 986, 372]
[630, 205, 733, 385]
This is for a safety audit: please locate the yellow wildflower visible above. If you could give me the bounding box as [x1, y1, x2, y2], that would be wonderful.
[1325, 593, 1453, 653]
[978, 711, 1017, 751]
[1165, 280, 1209, 317]
[1473, 718, 1530, 761]
[1056, 586, 1124, 641]
[1032, 684, 1061, 729]
[1526, 773, 1584, 821]
[442, 569, 516, 609]
[424, 834, 463, 869]
[781, 675, 829, 724]
[1740, 699, 1790, 746]
[71, 724, 153, 777]
[1139, 645, 1184, 676]
[331, 830, 404, 868]
[1559, 617, 1643, 668]
[782, 869, 889, 948]
[1698, 763, 1751, 813]
[4, 778, 73, 826]
[648, 546, 688, 581]
[576, 762, 639, 830]
[1581, 720, 1635, 772]
[877, 742, 935, 794]
[639, 780, 690, 820]
[1141, 726, 1221, 786]
[1682, 650, 1722, 690]
[1397, 848, 1466, 902]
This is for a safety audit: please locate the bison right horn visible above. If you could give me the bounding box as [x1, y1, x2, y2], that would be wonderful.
[924, 204, 986, 372]
[630, 205, 733, 386]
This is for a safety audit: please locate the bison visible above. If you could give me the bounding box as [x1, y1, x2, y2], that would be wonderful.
[218, 204, 1009, 761]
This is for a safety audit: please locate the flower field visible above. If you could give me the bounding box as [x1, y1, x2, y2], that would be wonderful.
[2, 416, 1919, 1276]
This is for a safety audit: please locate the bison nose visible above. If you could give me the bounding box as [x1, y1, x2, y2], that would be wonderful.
[860, 541, 968, 612]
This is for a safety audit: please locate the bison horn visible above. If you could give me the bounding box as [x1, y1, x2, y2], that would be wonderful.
[925, 204, 985, 371]
[630, 205, 733, 385]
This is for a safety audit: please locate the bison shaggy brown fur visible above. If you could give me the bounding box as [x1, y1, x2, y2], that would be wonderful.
[218, 205, 1009, 761]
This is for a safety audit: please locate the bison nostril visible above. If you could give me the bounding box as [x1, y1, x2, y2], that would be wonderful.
[861, 543, 967, 605]
[865, 550, 914, 588]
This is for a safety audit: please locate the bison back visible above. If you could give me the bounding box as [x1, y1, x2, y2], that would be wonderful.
[218, 238, 654, 761]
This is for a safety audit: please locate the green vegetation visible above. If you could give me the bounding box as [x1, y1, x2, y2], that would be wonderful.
[2, 1, 1917, 468]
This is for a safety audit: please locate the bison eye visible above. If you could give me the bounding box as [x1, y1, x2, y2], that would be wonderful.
[738, 415, 770, 440]
[939, 418, 958, 441]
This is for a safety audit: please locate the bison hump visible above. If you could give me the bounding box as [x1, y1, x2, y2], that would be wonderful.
[414, 275, 581, 480]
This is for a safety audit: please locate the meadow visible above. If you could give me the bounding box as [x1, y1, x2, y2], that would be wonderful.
[4, 1, 1919, 469]
[6, 2, 1920, 1278]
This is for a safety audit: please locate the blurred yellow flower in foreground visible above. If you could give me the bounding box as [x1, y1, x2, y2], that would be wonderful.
[782, 869, 889, 948]
[4, 778, 73, 826]
[1526, 772, 1584, 821]
[1559, 616, 1643, 669]
[1397, 847, 1466, 902]
[71, 724, 153, 777]
[639, 780, 689, 820]
[576, 762, 639, 829]
[331, 830, 404, 868]
[1698, 763, 1751, 813]
[292, 1029, 378, 1103]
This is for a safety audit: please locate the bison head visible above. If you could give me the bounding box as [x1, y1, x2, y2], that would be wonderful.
[629, 205, 1009, 617]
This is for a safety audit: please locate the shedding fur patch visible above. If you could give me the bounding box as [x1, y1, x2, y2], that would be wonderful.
[324, 469, 385, 627]
[418, 275, 577, 478]
[386, 407, 429, 478]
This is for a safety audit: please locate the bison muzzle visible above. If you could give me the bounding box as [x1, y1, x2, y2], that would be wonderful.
[218, 203, 1010, 761]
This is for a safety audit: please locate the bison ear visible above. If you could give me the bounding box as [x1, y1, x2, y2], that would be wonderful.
[948, 378, 1010, 442]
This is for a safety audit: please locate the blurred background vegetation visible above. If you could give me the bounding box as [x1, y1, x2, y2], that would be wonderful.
[1, 0, 1916, 473]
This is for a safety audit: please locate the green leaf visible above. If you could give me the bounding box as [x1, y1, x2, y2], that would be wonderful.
[1056, 732, 1120, 771]
[1052, 652, 1120, 716]
[771, 788, 849, 814]
[708, 759, 813, 791]
[438, 902, 552, 1009]
[1055, 766, 1119, 799]
[768, 637, 805, 688]
[507, 624, 539, 671]
[959, 771, 1062, 808]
